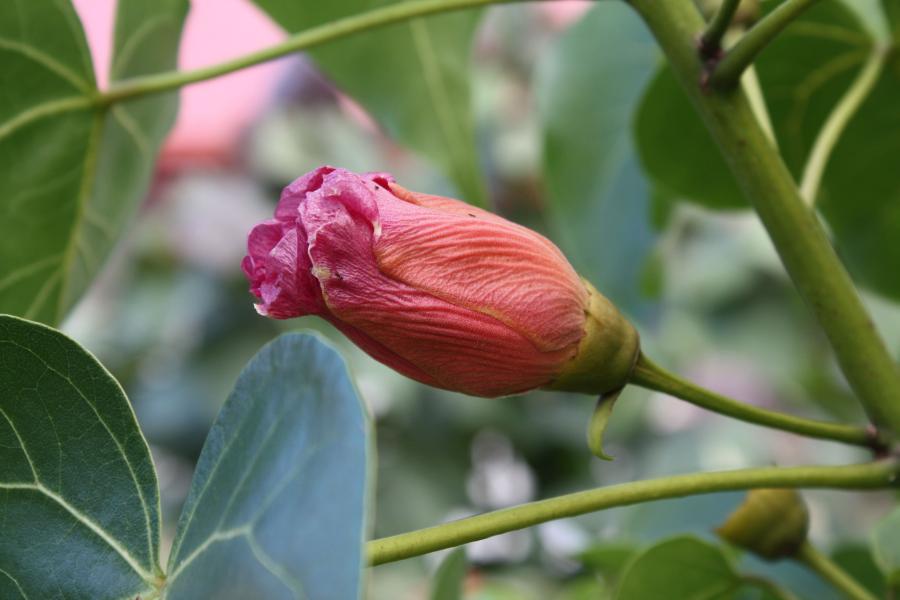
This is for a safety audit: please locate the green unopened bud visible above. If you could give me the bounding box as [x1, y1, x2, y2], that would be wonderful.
[716, 489, 809, 560]
[546, 281, 640, 396]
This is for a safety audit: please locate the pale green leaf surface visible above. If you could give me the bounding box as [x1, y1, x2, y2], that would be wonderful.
[0, 0, 186, 325]
[164, 333, 371, 600]
[537, 3, 660, 317]
[430, 548, 467, 600]
[872, 506, 900, 585]
[252, 0, 486, 205]
[0, 314, 162, 599]
[616, 536, 740, 600]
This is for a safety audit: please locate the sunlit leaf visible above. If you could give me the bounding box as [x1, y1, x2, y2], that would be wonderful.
[252, 0, 486, 205]
[164, 333, 371, 599]
[0, 0, 186, 325]
[0, 314, 162, 598]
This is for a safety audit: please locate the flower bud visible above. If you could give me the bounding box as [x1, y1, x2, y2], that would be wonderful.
[242, 166, 638, 398]
[716, 489, 809, 560]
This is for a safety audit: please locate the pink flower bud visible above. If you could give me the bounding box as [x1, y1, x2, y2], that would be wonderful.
[242, 166, 638, 397]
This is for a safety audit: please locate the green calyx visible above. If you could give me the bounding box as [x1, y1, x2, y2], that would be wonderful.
[716, 488, 810, 560]
[545, 280, 640, 396]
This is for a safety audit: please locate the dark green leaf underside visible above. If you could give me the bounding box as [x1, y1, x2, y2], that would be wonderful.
[0, 314, 161, 599]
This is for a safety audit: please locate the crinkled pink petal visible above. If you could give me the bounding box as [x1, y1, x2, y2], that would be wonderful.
[307, 207, 572, 397]
[373, 183, 589, 353]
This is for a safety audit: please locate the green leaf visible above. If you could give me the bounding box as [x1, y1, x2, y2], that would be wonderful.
[252, 0, 486, 205]
[430, 548, 467, 600]
[633, 1, 870, 209]
[872, 506, 900, 587]
[536, 2, 660, 317]
[818, 59, 900, 300]
[0, 0, 186, 325]
[616, 536, 740, 599]
[164, 333, 372, 599]
[0, 314, 162, 598]
[578, 542, 637, 585]
[635, 65, 746, 210]
[832, 543, 887, 597]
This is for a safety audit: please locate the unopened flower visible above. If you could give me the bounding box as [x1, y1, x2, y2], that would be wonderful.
[242, 166, 638, 397]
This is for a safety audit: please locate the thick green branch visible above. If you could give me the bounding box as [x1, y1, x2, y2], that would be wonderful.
[98, 0, 523, 105]
[710, 0, 823, 88]
[367, 460, 898, 565]
[796, 542, 878, 600]
[627, 0, 900, 436]
[630, 353, 882, 449]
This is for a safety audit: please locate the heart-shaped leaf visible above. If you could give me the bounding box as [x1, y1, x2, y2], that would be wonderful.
[0, 0, 186, 325]
[163, 333, 372, 599]
[0, 314, 163, 598]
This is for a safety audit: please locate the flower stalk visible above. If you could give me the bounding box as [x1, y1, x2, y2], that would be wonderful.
[367, 460, 900, 566]
[629, 353, 883, 449]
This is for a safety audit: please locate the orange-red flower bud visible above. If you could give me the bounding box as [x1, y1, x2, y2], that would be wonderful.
[242, 166, 638, 397]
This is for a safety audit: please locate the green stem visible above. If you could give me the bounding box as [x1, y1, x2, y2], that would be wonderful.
[709, 0, 823, 89]
[627, 0, 900, 436]
[699, 0, 742, 57]
[799, 47, 886, 204]
[98, 0, 522, 105]
[796, 541, 878, 600]
[630, 353, 881, 449]
[367, 460, 899, 565]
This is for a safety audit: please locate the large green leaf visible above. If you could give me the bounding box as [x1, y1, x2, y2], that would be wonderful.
[818, 56, 900, 299]
[872, 506, 900, 588]
[536, 2, 660, 317]
[0, 314, 162, 598]
[163, 333, 371, 599]
[633, 1, 870, 209]
[615, 536, 740, 599]
[0, 0, 186, 325]
[252, 0, 486, 205]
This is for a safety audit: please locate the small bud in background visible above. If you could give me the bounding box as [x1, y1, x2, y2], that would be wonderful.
[716, 488, 810, 560]
[242, 166, 639, 398]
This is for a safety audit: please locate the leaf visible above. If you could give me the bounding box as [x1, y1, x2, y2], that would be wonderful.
[615, 536, 740, 599]
[832, 543, 887, 597]
[817, 58, 900, 300]
[633, 1, 870, 209]
[536, 2, 660, 318]
[430, 548, 468, 600]
[872, 506, 900, 587]
[252, 0, 486, 205]
[587, 390, 622, 461]
[0, 0, 187, 325]
[163, 333, 372, 600]
[0, 314, 162, 598]
[578, 542, 637, 584]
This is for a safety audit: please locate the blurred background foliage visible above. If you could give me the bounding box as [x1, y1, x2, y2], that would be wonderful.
[52, 0, 900, 597]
